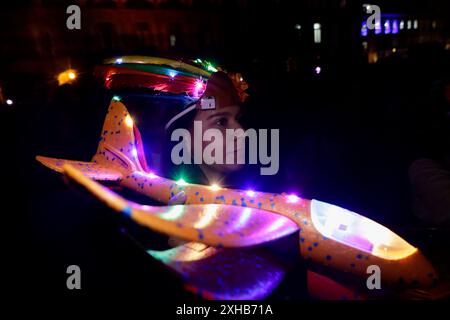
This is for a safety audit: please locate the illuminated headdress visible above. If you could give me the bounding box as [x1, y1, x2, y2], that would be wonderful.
[95, 56, 249, 130]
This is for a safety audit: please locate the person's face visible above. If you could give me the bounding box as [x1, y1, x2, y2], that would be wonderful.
[190, 104, 244, 174]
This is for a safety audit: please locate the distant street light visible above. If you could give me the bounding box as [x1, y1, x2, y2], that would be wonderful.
[57, 69, 78, 85]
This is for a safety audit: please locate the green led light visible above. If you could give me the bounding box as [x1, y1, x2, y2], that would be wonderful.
[206, 64, 218, 72]
[112, 95, 121, 101]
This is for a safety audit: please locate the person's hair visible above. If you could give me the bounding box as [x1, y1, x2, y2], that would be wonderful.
[161, 106, 209, 184]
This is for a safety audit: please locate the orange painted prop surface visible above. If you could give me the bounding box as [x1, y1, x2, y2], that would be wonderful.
[36, 100, 438, 288]
[62, 164, 297, 248]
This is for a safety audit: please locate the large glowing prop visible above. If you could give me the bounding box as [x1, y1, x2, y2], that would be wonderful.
[62, 163, 297, 248]
[37, 100, 438, 288]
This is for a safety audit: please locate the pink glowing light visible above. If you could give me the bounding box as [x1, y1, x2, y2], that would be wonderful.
[147, 172, 157, 179]
[193, 79, 206, 97]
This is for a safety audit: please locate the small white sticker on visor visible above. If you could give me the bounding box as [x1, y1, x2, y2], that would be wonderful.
[200, 96, 216, 110]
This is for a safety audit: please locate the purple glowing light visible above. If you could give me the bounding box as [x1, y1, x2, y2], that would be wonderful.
[392, 20, 399, 34]
[315, 66, 321, 74]
[195, 80, 204, 90]
[286, 194, 300, 203]
[246, 190, 256, 197]
[193, 79, 206, 97]
[375, 21, 382, 35]
[361, 22, 368, 37]
[384, 20, 391, 34]
[147, 172, 157, 179]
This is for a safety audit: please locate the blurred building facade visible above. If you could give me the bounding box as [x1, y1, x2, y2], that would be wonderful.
[0, 0, 448, 99]
[361, 2, 449, 63]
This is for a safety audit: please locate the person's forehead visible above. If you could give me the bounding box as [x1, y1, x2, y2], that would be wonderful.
[202, 104, 240, 113]
[195, 104, 240, 118]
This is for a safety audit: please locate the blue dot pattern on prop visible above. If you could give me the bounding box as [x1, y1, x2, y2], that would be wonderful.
[122, 206, 133, 217]
[196, 229, 204, 240]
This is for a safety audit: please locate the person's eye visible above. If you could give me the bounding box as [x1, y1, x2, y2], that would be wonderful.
[215, 117, 228, 127]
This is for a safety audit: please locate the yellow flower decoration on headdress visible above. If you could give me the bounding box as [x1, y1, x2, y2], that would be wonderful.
[227, 72, 249, 103]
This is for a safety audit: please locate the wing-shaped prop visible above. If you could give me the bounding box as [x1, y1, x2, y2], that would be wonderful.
[63, 164, 298, 248]
[36, 56, 438, 290]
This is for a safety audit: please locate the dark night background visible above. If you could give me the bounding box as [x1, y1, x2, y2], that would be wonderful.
[2, 0, 450, 302]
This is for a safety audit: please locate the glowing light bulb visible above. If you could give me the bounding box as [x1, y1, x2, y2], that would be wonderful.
[115, 58, 123, 64]
[206, 64, 218, 72]
[112, 95, 121, 101]
[210, 183, 220, 191]
[195, 80, 204, 90]
[315, 66, 321, 74]
[193, 80, 205, 97]
[6, 99, 13, 105]
[176, 178, 188, 186]
[169, 71, 177, 78]
[57, 69, 77, 85]
[286, 194, 300, 203]
[246, 190, 256, 197]
[125, 115, 133, 128]
[131, 148, 138, 157]
[68, 71, 76, 80]
[147, 172, 157, 179]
